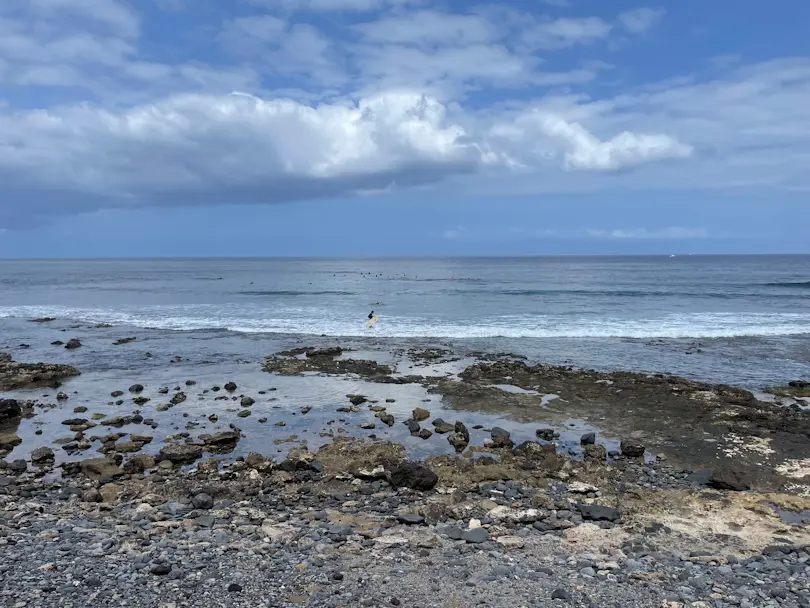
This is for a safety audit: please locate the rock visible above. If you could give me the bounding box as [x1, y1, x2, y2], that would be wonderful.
[199, 431, 241, 448]
[128, 384, 144, 393]
[82, 488, 103, 503]
[227, 583, 243, 593]
[8, 459, 26, 473]
[300, 406, 312, 415]
[123, 454, 156, 474]
[379, 413, 395, 426]
[388, 462, 438, 491]
[191, 492, 214, 509]
[0, 359, 80, 391]
[512, 440, 551, 460]
[412, 407, 431, 421]
[404, 420, 420, 434]
[491, 426, 513, 448]
[417, 429, 433, 440]
[114, 442, 143, 453]
[349, 394, 367, 406]
[224, 382, 237, 392]
[307, 346, 343, 358]
[56, 391, 68, 400]
[158, 444, 203, 464]
[535, 428, 558, 441]
[241, 396, 255, 407]
[462, 528, 489, 543]
[397, 514, 425, 525]
[580, 432, 596, 445]
[65, 338, 82, 349]
[578, 504, 620, 522]
[584, 444, 607, 461]
[79, 458, 124, 481]
[360, 422, 376, 430]
[432, 419, 455, 434]
[551, 588, 571, 601]
[260, 521, 296, 543]
[0, 399, 21, 422]
[620, 439, 646, 458]
[495, 535, 525, 549]
[170, 392, 186, 405]
[111, 390, 124, 397]
[237, 410, 251, 418]
[31, 447, 55, 463]
[568, 481, 598, 494]
[710, 464, 753, 491]
[113, 337, 136, 345]
[448, 432, 468, 453]
[245, 452, 274, 473]
[150, 564, 172, 576]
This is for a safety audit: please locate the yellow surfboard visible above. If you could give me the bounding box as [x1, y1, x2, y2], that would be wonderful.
[366, 315, 379, 328]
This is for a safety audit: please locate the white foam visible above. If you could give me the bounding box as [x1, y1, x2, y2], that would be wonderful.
[3, 305, 810, 339]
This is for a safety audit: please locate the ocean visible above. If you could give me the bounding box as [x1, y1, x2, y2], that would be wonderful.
[2, 255, 810, 388]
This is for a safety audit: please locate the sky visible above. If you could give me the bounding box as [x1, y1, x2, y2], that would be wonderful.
[0, 0, 809, 257]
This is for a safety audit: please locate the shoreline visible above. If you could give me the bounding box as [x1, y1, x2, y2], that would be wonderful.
[2, 334, 810, 606]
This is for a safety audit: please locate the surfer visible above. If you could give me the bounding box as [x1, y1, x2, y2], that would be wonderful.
[368, 310, 374, 320]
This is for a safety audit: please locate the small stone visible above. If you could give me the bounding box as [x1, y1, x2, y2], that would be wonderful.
[461, 528, 489, 543]
[227, 583, 242, 592]
[551, 588, 571, 601]
[129, 384, 144, 393]
[397, 514, 425, 525]
[191, 493, 214, 509]
[241, 396, 255, 407]
[150, 564, 172, 576]
[412, 407, 431, 421]
[580, 432, 596, 445]
[224, 382, 237, 391]
[620, 439, 645, 458]
[238, 410, 251, 418]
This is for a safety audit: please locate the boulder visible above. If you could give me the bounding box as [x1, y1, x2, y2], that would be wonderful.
[535, 428, 558, 441]
[404, 420, 420, 434]
[128, 384, 144, 393]
[710, 464, 753, 491]
[580, 432, 596, 445]
[123, 454, 156, 474]
[113, 337, 137, 345]
[65, 338, 82, 350]
[348, 394, 367, 406]
[432, 419, 455, 434]
[620, 439, 646, 458]
[158, 444, 203, 464]
[170, 392, 186, 405]
[240, 396, 255, 407]
[584, 444, 607, 461]
[0, 399, 21, 422]
[388, 462, 438, 491]
[491, 426, 513, 448]
[379, 413, 395, 426]
[577, 504, 620, 522]
[31, 447, 55, 463]
[224, 382, 237, 392]
[79, 458, 124, 481]
[412, 407, 431, 422]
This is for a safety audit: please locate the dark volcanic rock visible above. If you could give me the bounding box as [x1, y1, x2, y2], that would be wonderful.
[536, 428, 558, 441]
[170, 392, 187, 405]
[65, 338, 82, 350]
[0, 399, 22, 422]
[349, 394, 367, 406]
[580, 432, 596, 445]
[710, 464, 753, 491]
[128, 384, 144, 393]
[388, 462, 438, 491]
[79, 458, 124, 481]
[462, 528, 489, 543]
[404, 419, 420, 434]
[578, 504, 620, 522]
[224, 382, 237, 392]
[241, 396, 255, 407]
[113, 337, 137, 345]
[397, 514, 425, 525]
[490, 426, 513, 448]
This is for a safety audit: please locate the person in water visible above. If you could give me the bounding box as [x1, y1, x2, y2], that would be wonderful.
[368, 310, 374, 320]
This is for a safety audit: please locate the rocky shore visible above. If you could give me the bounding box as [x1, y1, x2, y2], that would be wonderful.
[1, 345, 810, 607]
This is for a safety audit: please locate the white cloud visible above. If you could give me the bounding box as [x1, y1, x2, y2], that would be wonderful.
[618, 7, 665, 34]
[523, 17, 613, 49]
[586, 227, 709, 239]
[249, 0, 421, 12]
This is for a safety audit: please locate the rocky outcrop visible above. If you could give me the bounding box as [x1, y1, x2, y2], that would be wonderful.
[388, 462, 438, 491]
[0, 357, 80, 391]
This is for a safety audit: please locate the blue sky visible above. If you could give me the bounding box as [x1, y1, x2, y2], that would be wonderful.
[0, 0, 808, 257]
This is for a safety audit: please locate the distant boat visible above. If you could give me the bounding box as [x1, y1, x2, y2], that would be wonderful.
[669, 254, 676, 258]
